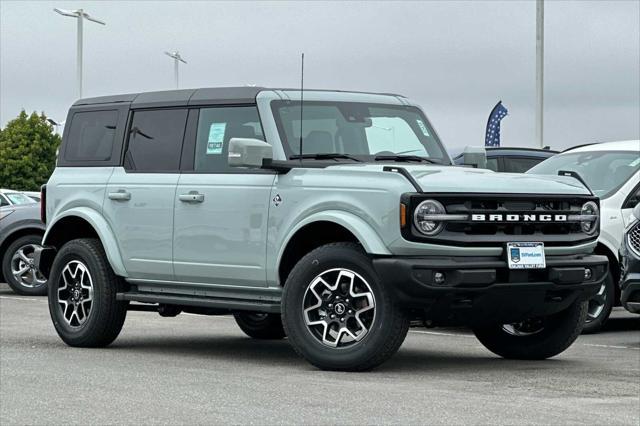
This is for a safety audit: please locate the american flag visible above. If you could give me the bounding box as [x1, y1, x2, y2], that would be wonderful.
[485, 101, 508, 147]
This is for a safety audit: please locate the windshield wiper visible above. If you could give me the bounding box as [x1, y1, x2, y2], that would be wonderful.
[374, 155, 440, 164]
[290, 153, 363, 162]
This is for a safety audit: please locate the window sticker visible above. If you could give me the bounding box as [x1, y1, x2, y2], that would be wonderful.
[206, 123, 226, 155]
[416, 119, 430, 137]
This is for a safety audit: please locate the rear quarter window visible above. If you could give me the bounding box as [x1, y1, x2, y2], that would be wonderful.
[64, 110, 118, 162]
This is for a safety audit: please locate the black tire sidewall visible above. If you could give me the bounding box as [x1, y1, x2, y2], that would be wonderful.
[234, 313, 285, 339]
[582, 271, 615, 334]
[2, 234, 47, 296]
[48, 239, 122, 345]
[282, 243, 406, 370]
[473, 299, 587, 360]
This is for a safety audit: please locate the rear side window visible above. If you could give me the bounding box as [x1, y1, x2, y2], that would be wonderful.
[502, 157, 541, 173]
[65, 110, 118, 161]
[124, 109, 188, 172]
[486, 157, 499, 172]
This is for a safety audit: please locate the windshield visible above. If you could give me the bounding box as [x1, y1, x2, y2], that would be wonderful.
[5, 192, 36, 205]
[527, 151, 640, 198]
[271, 101, 450, 164]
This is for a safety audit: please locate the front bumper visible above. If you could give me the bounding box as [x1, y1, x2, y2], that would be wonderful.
[373, 254, 608, 326]
[619, 235, 640, 314]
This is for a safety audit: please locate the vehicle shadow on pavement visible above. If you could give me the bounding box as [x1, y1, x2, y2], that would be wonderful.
[380, 348, 574, 373]
[110, 334, 580, 373]
[600, 316, 640, 332]
[113, 335, 303, 366]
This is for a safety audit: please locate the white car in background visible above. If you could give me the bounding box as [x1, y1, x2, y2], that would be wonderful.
[527, 140, 640, 332]
[23, 192, 41, 202]
[0, 189, 37, 207]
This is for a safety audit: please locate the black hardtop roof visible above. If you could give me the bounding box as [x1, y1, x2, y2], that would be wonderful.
[485, 147, 559, 154]
[72, 87, 405, 108]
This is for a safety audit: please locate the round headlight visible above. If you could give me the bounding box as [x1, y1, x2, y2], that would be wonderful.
[414, 199, 446, 235]
[580, 201, 599, 234]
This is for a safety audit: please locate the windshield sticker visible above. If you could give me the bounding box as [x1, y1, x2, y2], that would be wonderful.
[416, 119, 430, 137]
[206, 123, 226, 155]
[630, 157, 640, 167]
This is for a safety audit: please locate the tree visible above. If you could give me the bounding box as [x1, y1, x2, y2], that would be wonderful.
[0, 110, 61, 191]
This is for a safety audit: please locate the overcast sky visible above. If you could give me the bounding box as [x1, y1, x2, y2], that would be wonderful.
[1, 0, 638, 152]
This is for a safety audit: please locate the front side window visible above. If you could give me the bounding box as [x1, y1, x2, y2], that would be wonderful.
[271, 101, 449, 163]
[124, 109, 188, 172]
[65, 110, 118, 162]
[194, 106, 264, 173]
[623, 184, 640, 209]
[528, 151, 640, 199]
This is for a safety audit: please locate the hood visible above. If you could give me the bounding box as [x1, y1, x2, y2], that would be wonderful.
[324, 163, 591, 195]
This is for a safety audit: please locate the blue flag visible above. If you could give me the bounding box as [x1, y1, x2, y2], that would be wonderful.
[485, 101, 508, 147]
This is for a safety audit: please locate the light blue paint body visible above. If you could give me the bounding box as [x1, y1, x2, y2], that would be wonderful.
[44, 90, 594, 291]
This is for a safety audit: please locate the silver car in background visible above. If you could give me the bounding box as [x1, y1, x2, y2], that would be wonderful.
[0, 203, 47, 295]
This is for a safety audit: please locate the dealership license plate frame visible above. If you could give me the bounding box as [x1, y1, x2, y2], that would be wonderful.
[507, 242, 546, 269]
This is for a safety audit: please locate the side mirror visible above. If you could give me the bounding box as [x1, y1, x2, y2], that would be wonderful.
[462, 146, 488, 169]
[228, 138, 273, 168]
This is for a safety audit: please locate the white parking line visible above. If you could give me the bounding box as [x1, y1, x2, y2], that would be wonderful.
[409, 329, 474, 338]
[582, 343, 640, 351]
[0, 295, 46, 302]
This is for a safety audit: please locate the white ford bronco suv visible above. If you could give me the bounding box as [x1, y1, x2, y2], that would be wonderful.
[36, 87, 608, 371]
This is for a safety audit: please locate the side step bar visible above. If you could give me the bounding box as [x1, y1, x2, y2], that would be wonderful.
[116, 292, 281, 314]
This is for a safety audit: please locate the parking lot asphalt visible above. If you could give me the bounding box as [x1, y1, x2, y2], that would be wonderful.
[1, 283, 638, 425]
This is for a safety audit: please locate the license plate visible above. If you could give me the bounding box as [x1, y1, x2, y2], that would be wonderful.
[507, 242, 546, 269]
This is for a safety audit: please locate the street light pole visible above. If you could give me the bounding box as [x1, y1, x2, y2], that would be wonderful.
[54, 8, 106, 99]
[77, 11, 83, 98]
[536, 0, 544, 148]
[164, 51, 187, 89]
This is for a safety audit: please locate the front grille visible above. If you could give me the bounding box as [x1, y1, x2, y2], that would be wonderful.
[403, 193, 598, 247]
[444, 198, 583, 236]
[628, 222, 640, 255]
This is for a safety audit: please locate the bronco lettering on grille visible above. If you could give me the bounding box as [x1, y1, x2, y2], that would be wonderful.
[471, 214, 568, 222]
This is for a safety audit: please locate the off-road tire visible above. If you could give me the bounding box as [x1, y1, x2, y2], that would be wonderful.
[473, 299, 588, 360]
[234, 312, 286, 339]
[2, 234, 48, 296]
[48, 238, 128, 347]
[282, 242, 409, 371]
[582, 271, 614, 334]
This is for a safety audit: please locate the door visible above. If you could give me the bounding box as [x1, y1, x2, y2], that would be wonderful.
[173, 106, 275, 287]
[103, 108, 188, 281]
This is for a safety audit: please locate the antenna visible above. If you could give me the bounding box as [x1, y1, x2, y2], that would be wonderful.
[299, 53, 305, 161]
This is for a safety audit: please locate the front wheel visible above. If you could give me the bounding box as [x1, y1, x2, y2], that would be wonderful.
[473, 300, 587, 360]
[282, 242, 408, 371]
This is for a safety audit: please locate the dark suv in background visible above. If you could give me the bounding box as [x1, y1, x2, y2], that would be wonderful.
[454, 147, 558, 172]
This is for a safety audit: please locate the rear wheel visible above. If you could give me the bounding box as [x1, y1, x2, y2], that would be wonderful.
[282, 242, 408, 371]
[2, 234, 48, 296]
[48, 238, 127, 347]
[234, 312, 285, 339]
[473, 299, 587, 360]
